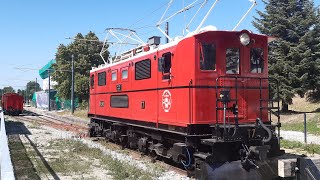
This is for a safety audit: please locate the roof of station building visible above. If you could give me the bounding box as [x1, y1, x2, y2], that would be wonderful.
[39, 59, 56, 79]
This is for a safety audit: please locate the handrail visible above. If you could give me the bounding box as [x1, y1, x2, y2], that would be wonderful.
[0, 111, 15, 180]
[215, 76, 280, 138]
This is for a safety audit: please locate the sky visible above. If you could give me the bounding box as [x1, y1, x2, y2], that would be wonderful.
[0, 0, 319, 90]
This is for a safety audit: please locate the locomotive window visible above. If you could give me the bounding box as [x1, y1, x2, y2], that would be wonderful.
[112, 71, 117, 81]
[200, 43, 216, 70]
[90, 75, 94, 88]
[135, 59, 151, 80]
[98, 72, 106, 86]
[226, 48, 240, 74]
[110, 95, 129, 108]
[250, 48, 264, 73]
[122, 69, 128, 79]
[158, 52, 171, 80]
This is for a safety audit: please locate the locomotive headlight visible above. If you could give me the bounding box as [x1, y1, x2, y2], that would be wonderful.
[240, 33, 250, 46]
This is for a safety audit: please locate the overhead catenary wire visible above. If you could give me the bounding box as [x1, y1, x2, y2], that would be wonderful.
[14, 67, 72, 72]
[126, 1, 169, 29]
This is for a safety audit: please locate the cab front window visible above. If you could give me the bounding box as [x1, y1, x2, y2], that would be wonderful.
[226, 48, 240, 74]
[250, 48, 264, 73]
[200, 43, 216, 70]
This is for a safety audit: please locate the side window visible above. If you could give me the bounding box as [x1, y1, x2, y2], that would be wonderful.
[158, 52, 172, 80]
[250, 48, 264, 73]
[90, 75, 94, 88]
[135, 59, 151, 80]
[200, 43, 216, 70]
[98, 71, 106, 86]
[226, 48, 240, 74]
[110, 95, 129, 108]
[122, 69, 128, 80]
[112, 70, 117, 81]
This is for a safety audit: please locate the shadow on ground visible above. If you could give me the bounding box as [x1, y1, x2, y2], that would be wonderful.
[280, 109, 320, 115]
[5, 119, 60, 180]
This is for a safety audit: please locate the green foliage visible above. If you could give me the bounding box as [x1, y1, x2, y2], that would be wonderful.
[2, 86, 15, 93]
[253, 0, 320, 109]
[281, 139, 320, 154]
[52, 31, 108, 102]
[282, 113, 320, 135]
[25, 81, 41, 101]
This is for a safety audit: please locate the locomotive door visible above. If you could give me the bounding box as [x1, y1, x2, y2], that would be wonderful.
[89, 73, 96, 114]
[157, 51, 176, 127]
[222, 46, 248, 123]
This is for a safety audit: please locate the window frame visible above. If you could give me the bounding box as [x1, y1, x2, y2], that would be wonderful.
[110, 95, 129, 108]
[225, 48, 240, 74]
[250, 48, 264, 73]
[97, 71, 106, 86]
[200, 42, 216, 71]
[121, 67, 129, 81]
[111, 70, 118, 83]
[158, 52, 172, 80]
[90, 75, 94, 89]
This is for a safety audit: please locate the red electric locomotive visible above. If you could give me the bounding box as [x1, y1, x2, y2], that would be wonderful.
[2, 93, 24, 116]
[89, 1, 282, 179]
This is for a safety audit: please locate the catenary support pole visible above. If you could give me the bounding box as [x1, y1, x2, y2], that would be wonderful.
[48, 70, 51, 111]
[35, 78, 37, 108]
[71, 54, 75, 114]
[304, 113, 307, 143]
[165, 22, 169, 43]
[35, 78, 37, 92]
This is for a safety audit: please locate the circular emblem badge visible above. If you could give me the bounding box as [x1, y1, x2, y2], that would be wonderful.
[162, 90, 172, 112]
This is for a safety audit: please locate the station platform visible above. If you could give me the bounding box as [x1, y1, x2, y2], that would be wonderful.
[0, 111, 15, 180]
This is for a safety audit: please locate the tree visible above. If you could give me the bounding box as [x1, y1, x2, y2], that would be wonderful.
[3, 86, 15, 93]
[300, 8, 320, 102]
[253, 0, 318, 111]
[25, 81, 41, 101]
[52, 31, 109, 103]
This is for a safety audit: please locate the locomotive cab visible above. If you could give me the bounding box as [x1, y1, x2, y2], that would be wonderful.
[194, 30, 273, 124]
[190, 30, 282, 168]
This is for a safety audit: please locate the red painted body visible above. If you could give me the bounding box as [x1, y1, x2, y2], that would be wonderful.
[2, 93, 24, 115]
[89, 30, 270, 128]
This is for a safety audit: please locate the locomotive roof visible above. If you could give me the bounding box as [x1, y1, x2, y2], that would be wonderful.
[90, 27, 271, 73]
[91, 32, 181, 73]
[90, 26, 218, 73]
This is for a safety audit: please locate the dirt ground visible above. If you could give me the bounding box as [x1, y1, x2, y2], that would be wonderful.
[280, 96, 320, 123]
[5, 115, 189, 180]
[6, 117, 112, 180]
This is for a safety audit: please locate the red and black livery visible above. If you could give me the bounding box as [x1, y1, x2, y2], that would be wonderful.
[88, 29, 282, 179]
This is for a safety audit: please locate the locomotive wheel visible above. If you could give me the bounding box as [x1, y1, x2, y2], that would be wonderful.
[138, 137, 148, 154]
[119, 135, 127, 150]
[89, 129, 95, 137]
[150, 150, 157, 163]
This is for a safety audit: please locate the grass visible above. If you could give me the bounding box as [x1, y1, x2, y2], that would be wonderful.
[281, 139, 320, 155]
[18, 136, 163, 179]
[56, 109, 89, 120]
[8, 135, 41, 180]
[279, 96, 320, 134]
[45, 139, 164, 179]
[281, 113, 320, 135]
[28, 121, 41, 129]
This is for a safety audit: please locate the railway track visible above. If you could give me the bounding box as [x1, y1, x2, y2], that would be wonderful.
[9, 110, 188, 177]
[13, 111, 88, 136]
[12, 110, 320, 179]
